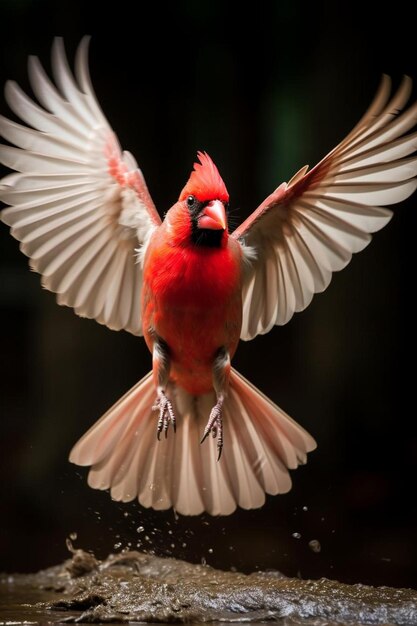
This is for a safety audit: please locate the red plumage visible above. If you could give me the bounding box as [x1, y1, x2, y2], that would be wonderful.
[142, 201, 242, 395]
[179, 151, 229, 203]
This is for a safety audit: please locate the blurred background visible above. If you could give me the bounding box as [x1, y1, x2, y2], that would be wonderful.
[0, 0, 416, 588]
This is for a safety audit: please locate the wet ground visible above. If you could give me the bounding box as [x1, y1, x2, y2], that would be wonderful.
[1, 547, 416, 625]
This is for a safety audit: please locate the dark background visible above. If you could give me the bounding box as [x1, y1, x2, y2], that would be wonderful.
[0, 0, 416, 588]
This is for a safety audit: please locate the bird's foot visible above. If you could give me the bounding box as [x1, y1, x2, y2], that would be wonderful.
[201, 396, 224, 460]
[153, 389, 176, 439]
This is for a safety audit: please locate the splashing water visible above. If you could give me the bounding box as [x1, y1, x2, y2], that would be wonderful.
[1, 548, 416, 625]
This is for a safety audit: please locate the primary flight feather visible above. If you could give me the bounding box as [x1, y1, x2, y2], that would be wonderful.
[1, 38, 416, 515]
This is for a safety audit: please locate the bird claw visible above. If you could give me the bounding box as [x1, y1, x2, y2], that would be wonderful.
[153, 390, 176, 439]
[201, 397, 224, 460]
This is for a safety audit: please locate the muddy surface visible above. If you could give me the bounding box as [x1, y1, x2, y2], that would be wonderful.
[1, 547, 416, 625]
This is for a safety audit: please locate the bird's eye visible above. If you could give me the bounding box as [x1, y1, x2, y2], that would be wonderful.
[187, 195, 195, 208]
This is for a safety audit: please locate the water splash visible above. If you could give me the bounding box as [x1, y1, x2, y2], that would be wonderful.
[1, 549, 416, 625]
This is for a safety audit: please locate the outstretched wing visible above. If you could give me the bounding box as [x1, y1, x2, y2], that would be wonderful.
[232, 76, 417, 340]
[0, 37, 161, 336]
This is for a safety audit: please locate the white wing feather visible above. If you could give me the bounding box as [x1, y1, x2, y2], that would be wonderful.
[0, 37, 161, 336]
[233, 76, 417, 340]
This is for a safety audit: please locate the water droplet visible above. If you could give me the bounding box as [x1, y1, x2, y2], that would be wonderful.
[136, 526, 144, 533]
[201, 557, 207, 566]
[66, 538, 75, 554]
[69, 532, 77, 541]
[170, 543, 175, 548]
[302, 506, 308, 512]
[292, 532, 301, 539]
[149, 483, 156, 491]
[114, 542, 122, 549]
[208, 548, 213, 553]
[182, 542, 187, 548]
[308, 539, 321, 553]
[123, 511, 129, 518]
[168, 530, 173, 535]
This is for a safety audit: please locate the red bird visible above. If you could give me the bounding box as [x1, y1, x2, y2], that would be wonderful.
[1, 38, 416, 515]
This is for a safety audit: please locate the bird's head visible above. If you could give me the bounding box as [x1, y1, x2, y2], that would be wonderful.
[170, 152, 229, 248]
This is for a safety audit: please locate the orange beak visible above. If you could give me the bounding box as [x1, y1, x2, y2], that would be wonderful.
[198, 200, 227, 230]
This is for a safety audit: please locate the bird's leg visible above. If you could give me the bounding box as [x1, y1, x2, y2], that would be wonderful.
[151, 336, 176, 439]
[201, 347, 231, 460]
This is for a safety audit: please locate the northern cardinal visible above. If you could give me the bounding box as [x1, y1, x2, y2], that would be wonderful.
[1, 38, 416, 515]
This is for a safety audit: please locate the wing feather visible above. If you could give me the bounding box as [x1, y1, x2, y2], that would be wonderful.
[0, 37, 161, 336]
[233, 77, 417, 339]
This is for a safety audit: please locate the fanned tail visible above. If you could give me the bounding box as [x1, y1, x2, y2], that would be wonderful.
[69, 368, 316, 515]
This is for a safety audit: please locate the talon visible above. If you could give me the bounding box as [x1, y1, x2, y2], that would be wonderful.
[217, 427, 223, 461]
[201, 396, 224, 461]
[153, 390, 176, 440]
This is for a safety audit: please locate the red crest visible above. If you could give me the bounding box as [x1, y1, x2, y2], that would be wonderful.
[179, 152, 229, 203]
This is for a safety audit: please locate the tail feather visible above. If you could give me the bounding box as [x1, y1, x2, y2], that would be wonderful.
[73, 373, 155, 495]
[69, 368, 316, 516]
[172, 404, 205, 514]
[230, 390, 290, 496]
[110, 395, 158, 502]
[70, 372, 154, 468]
[132, 414, 174, 509]
[188, 392, 236, 515]
[231, 371, 315, 465]
[223, 391, 266, 510]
